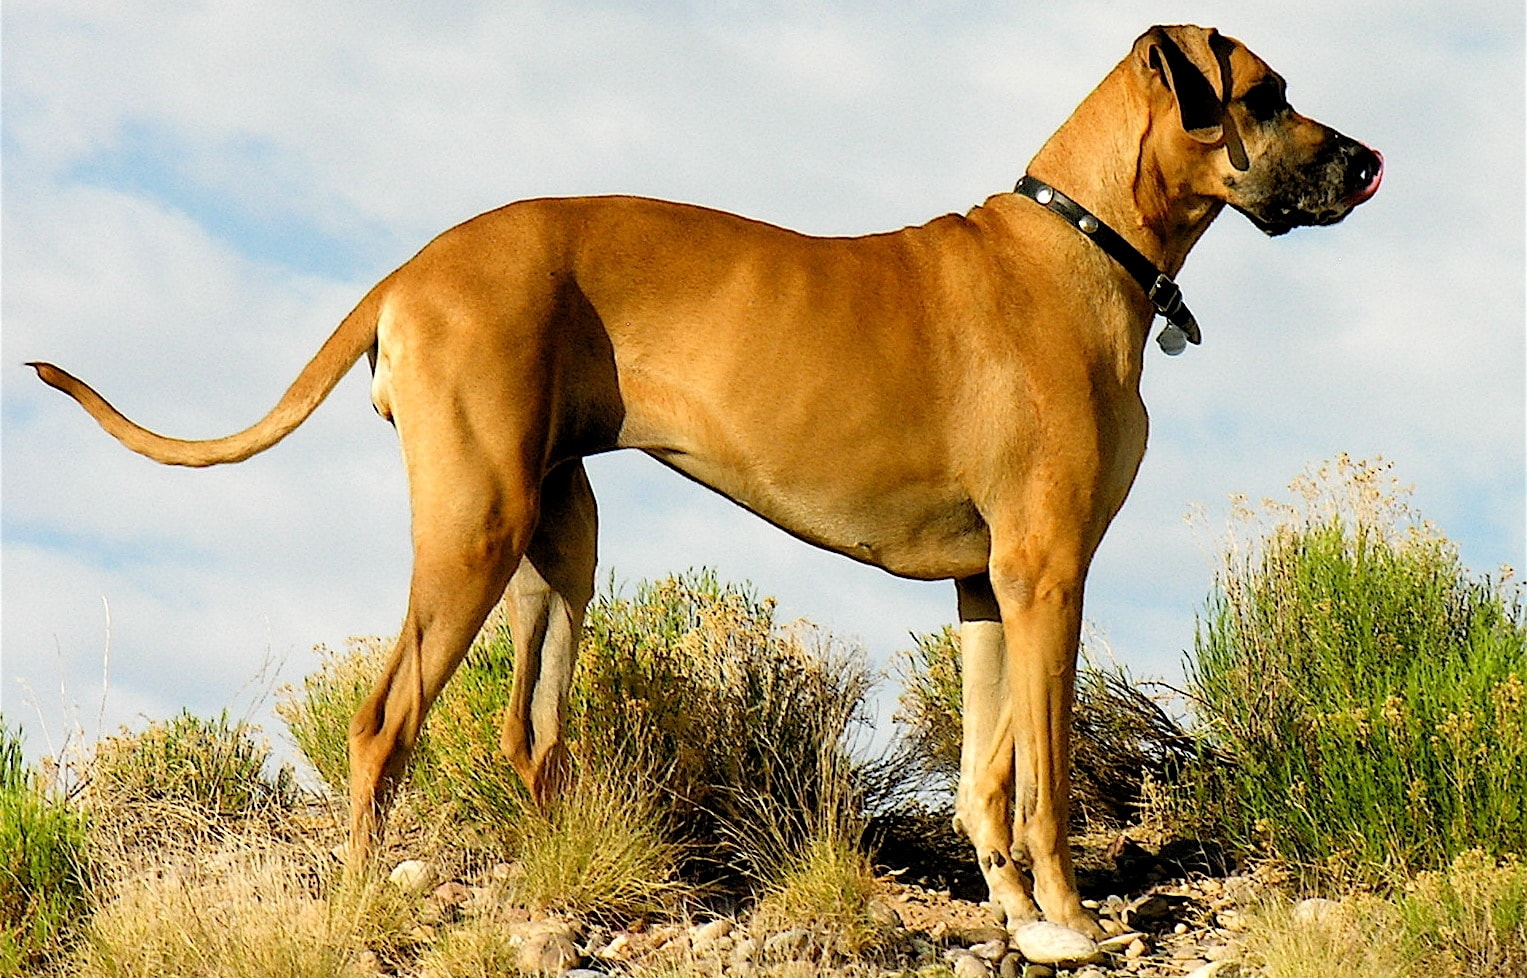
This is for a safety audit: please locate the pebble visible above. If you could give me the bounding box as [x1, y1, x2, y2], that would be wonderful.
[1125, 938, 1148, 959]
[1292, 897, 1347, 927]
[518, 930, 581, 974]
[970, 937, 1008, 961]
[1010, 921, 1101, 966]
[1021, 966, 1055, 978]
[952, 951, 991, 978]
[1183, 962, 1239, 978]
[689, 917, 733, 948]
[388, 859, 436, 896]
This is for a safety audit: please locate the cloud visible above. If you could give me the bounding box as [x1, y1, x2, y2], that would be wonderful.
[3, 1, 1522, 767]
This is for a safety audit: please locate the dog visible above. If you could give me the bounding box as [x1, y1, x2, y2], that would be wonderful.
[31, 24, 1381, 937]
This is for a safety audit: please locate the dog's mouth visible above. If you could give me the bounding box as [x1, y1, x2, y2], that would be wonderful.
[1234, 143, 1383, 237]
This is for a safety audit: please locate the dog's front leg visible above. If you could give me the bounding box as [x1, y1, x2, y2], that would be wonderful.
[953, 573, 1042, 929]
[986, 547, 1102, 938]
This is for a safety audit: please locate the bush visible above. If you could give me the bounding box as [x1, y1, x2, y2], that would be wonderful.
[281, 571, 879, 901]
[895, 626, 1199, 829]
[0, 721, 90, 974]
[1187, 455, 1527, 881]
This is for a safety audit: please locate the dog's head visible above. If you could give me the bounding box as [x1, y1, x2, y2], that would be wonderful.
[1136, 25, 1383, 236]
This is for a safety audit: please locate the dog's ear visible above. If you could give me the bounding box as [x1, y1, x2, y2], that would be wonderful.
[1141, 25, 1229, 145]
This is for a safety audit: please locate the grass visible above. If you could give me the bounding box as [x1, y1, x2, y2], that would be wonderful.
[1, 722, 91, 975]
[895, 625, 1200, 829]
[1246, 850, 1527, 977]
[279, 570, 881, 915]
[1187, 455, 1527, 882]
[505, 757, 690, 921]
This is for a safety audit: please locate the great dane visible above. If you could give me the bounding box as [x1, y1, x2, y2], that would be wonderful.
[32, 25, 1380, 936]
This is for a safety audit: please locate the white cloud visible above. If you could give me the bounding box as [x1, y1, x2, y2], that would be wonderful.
[3, 1, 1522, 767]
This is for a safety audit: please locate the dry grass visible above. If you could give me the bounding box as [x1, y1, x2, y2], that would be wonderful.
[1245, 850, 1527, 978]
[505, 757, 692, 921]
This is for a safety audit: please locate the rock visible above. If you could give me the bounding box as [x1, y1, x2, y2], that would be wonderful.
[730, 936, 758, 965]
[1123, 894, 1173, 928]
[1173, 922, 1190, 935]
[999, 950, 1023, 978]
[763, 928, 810, 959]
[1292, 897, 1348, 927]
[596, 932, 631, 960]
[689, 917, 734, 949]
[1073, 969, 1107, 978]
[1126, 938, 1148, 959]
[962, 924, 1011, 944]
[1010, 921, 1101, 966]
[867, 898, 902, 928]
[351, 950, 383, 975]
[970, 937, 1008, 962]
[388, 859, 437, 896]
[563, 971, 607, 978]
[434, 880, 471, 902]
[518, 930, 581, 974]
[1184, 962, 1239, 978]
[1021, 964, 1055, 978]
[1097, 931, 1146, 952]
[953, 951, 992, 978]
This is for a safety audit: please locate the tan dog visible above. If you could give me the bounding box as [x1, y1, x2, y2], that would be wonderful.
[32, 25, 1380, 936]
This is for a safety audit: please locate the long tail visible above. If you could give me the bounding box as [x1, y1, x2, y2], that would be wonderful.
[29, 287, 385, 468]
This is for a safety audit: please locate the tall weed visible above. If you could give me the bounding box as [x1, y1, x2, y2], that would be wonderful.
[1188, 455, 1527, 881]
[0, 722, 90, 974]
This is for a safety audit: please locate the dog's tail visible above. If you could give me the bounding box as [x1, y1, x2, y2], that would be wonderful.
[28, 287, 384, 468]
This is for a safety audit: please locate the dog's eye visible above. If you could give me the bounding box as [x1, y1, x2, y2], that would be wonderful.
[1242, 81, 1289, 122]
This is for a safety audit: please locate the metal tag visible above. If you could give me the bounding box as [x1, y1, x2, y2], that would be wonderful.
[1156, 323, 1188, 356]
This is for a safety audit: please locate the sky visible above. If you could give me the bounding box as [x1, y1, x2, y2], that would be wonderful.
[3, 1, 1523, 769]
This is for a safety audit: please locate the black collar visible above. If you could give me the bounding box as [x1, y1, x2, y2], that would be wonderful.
[1015, 175, 1201, 354]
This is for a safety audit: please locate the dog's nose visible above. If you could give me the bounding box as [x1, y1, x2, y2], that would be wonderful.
[1347, 145, 1383, 205]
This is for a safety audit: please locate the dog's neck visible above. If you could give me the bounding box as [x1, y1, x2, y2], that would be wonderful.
[1024, 62, 1223, 279]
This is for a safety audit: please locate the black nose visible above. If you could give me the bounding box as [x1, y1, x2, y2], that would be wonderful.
[1346, 143, 1384, 203]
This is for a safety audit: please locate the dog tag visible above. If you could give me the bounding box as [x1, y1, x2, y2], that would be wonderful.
[1156, 324, 1187, 356]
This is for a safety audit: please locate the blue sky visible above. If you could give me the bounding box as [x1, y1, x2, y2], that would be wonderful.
[3, 1, 1523, 765]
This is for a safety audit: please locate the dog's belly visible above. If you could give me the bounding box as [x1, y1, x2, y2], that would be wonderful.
[632, 443, 992, 581]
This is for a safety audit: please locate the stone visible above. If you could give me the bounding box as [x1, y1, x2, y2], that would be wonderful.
[1010, 921, 1101, 966]
[763, 928, 810, 959]
[1021, 964, 1055, 978]
[1125, 938, 1148, 959]
[690, 917, 734, 949]
[1073, 969, 1107, 978]
[1123, 894, 1173, 927]
[1097, 931, 1146, 952]
[730, 936, 758, 965]
[596, 933, 631, 960]
[388, 859, 437, 896]
[1184, 962, 1239, 978]
[432, 880, 472, 908]
[970, 937, 1008, 962]
[1292, 897, 1348, 927]
[867, 898, 902, 928]
[953, 952, 991, 978]
[564, 972, 607, 978]
[518, 930, 581, 974]
[999, 950, 1023, 978]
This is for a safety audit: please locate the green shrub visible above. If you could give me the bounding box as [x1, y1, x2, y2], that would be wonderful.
[895, 626, 1199, 829]
[1188, 455, 1527, 881]
[0, 721, 90, 974]
[86, 710, 299, 818]
[281, 571, 878, 893]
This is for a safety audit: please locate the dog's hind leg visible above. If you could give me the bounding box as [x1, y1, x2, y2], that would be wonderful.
[499, 460, 598, 806]
[345, 445, 541, 870]
[953, 573, 1043, 930]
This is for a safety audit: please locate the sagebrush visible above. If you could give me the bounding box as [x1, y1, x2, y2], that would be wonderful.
[1188, 455, 1527, 882]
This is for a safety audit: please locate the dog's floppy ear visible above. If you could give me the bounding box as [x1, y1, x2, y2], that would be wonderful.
[1142, 25, 1228, 145]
